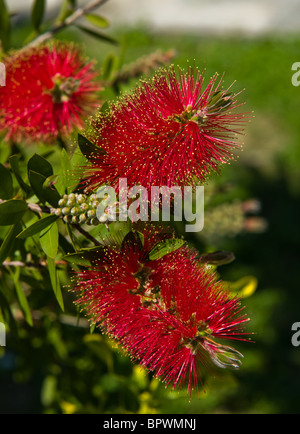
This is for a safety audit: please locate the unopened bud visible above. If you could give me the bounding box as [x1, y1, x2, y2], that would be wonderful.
[62, 207, 70, 215]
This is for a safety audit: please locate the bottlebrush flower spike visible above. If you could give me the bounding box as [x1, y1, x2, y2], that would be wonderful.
[0, 42, 100, 143]
[82, 65, 248, 192]
[72, 227, 250, 395]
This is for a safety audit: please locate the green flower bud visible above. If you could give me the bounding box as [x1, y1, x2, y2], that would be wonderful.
[62, 207, 70, 215]
[99, 214, 108, 223]
[87, 209, 96, 219]
[76, 194, 87, 204]
[71, 215, 79, 224]
[89, 194, 98, 203]
[92, 200, 100, 209]
[80, 203, 89, 212]
[58, 198, 66, 207]
[71, 206, 79, 216]
[79, 213, 87, 224]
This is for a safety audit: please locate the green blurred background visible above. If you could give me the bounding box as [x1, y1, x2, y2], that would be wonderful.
[1, 0, 300, 414]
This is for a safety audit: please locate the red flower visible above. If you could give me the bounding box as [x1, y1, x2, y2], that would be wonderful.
[0, 42, 100, 143]
[83, 65, 247, 192]
[73, 227, 250, 394]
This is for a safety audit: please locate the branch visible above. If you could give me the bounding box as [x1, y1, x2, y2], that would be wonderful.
[27, 0, 110, 48]
[2, 259, 67, 268]
[73, 224, 102, 246]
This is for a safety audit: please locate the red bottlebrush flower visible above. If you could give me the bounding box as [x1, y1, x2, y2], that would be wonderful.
[0, 42, 100, 143]
[73, 227, 250, 394]
[82, 65, 248, 192]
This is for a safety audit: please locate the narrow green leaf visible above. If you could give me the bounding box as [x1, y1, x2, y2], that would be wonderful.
[56, 148, 73, 195]
[31, 0, 45, 32]
[28, 170, 60, 207]
[99, 100, 110, 113]
[78, 133, 105, 160]
[121, 230, 144, 252]
[84, 13, 109, 28]
[9, 155, 31, 194]
[17, 215, 59, 239]
[101, 54, 116, 80]
[11, 267, 33, 326]
[199, 250, 236, 266]
[0, 223, 22, 264]
[28, 153, 53, 178]
[47, 256, 64, 311]
[56, 0, 74, 24]
[0, 163, 13, 199]
[148, 238, 185, 260]
[63, 245, 106, 267]
[63, 252, 92, 267]
[0, 291, 17, 335]
[0, 142, 11, 165]
[0, 200, 28, 226]
[40, 221, 59, 259]
[225, 276, 258, 299]
[76, 25, 118, 45]
[0, 0, 11, 52]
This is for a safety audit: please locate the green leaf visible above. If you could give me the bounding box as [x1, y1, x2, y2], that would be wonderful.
[225, 276, 258, 299]
[199, 250, 236, 266]
[63, 245, 106, 267]
[56, 148, 73, 195]
[40, 221, 59, 259]
[9, 155, 31, 194]
[0, 223, 22, 264]
[148, 238, 185, 260]
[31, 0, 45, 32]
[78, 133, 106, 160]
[0, 163, 13, 199]
[76, 25, 118, 45]
[0, 200, 28, 226]
[85, 13, 109, 28]
[0, 0, 11, 52]
[28, 153, 54, 179]
[99, 100, 110, 114]
[17, 215, 59, 239]
[101, 55, 116, 80]
[0, 291, 17, 335]
[47, 256, 64, 311]
[28, 170, 60, 207]
[11, 267, 33, 326]
[121, 230, 144, 252]
[56, 0, 74, 24]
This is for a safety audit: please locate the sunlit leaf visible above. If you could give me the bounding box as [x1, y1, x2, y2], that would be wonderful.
[40, 221, 59, 259]
[17, 215, 59, 239]
[84, 13, 109, 28]
[226, 275, 258, 299]
[149, 238, 185, 260]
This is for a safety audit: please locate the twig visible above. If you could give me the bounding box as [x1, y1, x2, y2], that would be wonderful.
[73, 224, 102, 246]
[2, 259, 67, 268]
[0, 198, 56, 216]
[27, 0, 110, 48]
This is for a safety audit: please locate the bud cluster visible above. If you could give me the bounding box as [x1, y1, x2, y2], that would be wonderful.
[54, 193, 108, 225]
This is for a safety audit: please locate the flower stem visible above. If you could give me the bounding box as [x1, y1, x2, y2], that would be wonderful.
[27, 0, 110, 48]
